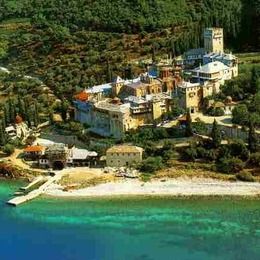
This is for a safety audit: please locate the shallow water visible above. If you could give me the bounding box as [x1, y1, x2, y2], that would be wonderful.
[0, 180, 260, 260]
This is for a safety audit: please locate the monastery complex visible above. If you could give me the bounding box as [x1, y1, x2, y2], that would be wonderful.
[74, 28, 238, 139]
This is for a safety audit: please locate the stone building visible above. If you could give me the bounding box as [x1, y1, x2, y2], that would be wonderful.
[74, 93, 172, 139]
[38, 144, 98, 169]
[177, 59, 236, 113]
[204, 28, 224, 54]
[111, 71, 175, 99]
[106, 145, 143, 167]
[191, 61, 233, 86]
[183, 28, 238, 76]
[177, 82, 203, 113]
[74, 70, 176, 139]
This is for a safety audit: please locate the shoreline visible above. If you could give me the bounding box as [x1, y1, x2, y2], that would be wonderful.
[44, 178, 260, 198]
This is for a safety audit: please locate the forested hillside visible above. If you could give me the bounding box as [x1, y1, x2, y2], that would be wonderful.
[0, 0, 259, 128]
[0, 0, 259, 50]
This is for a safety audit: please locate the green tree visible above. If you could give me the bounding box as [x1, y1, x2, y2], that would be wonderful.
[232, 104, 249, 126]
[250, 66, 260, 94]
[3, 144, 15, 156]
[185, 111, 193, 137]
[49, 109, 54, 125]
[8, 98, 15, 123]
[33, 101, 39, 127]
[139, 156, 163, 173]
[0, 120, 6, 146]
[60, 99, 69, 121]
[248, 122, 258, 153]
[17, 96, 26, 119]
[216, 158, 245, 174]
[4, 104, 10, 125]
[211, 119, 222, 148]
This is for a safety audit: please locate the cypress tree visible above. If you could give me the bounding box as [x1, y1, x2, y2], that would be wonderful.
[61, 100, 68, 121]
[248, 122, 258, 153]
[18, 96, 26, 119]
[8, 98, 15, 123]
[185, 111, 193, 137]
[0, 120, 6, 146]
[211, 119, 222, 148]
[33, 101, 39, 127]
[4, 104, 9, 126]
[106, 60, 112, 83]
[49, 109, 54, 125]
[250, 67, 260, 94]
[24, 98, 32, 128]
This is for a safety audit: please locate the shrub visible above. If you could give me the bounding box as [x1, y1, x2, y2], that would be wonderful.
[249, 153, 260, 167]
[181, 147, 197, 162]
[236, 171, 255, 182]
[2, 144, 15, 156]
[216, 158, 245, 174]
[196, 147, 207, 158]
[207, 107, 225, 116]
[229, 139, 249, 161]
[139, 156, 163, 173]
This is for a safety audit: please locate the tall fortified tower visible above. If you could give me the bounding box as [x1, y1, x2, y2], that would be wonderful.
[204, 28, 224, 54]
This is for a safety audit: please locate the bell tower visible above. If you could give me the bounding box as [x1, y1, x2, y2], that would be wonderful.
[204, 28, 224, 54]
[112, 76, 124, 97]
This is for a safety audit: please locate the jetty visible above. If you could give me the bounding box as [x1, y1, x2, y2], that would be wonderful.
[7, 173, 62, 206]
[20, 176, 45, 191]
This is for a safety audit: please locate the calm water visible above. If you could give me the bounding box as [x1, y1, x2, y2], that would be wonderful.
[0, 180, 260, 260]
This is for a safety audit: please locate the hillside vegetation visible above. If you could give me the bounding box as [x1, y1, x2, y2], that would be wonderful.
[0, 0, 259, 127]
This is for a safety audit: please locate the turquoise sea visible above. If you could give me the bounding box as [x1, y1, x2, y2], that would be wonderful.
[0, 180, 260, 260]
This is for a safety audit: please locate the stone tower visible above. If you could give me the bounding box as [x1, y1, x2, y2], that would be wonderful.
[204, 28, 224, 54]
[112, 76, 124, 97]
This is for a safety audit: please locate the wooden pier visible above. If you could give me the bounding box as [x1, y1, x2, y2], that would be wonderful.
[7, 173, 62, 206]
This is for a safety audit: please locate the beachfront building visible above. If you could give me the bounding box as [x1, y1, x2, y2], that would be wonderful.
[41, 144, 69, 170]
[24, 145, 45, 160]
[106, 145, 143, 167]
[67, 147, 98, 167]
[36, 144, 98, 169]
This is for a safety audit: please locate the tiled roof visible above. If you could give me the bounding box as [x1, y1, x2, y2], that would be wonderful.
[24, 145, 44, 152]
[75, 91, 89, 101]
[106, 145, 143, 154]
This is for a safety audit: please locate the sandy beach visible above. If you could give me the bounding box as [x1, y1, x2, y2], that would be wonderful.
[45, 178, 260, 197]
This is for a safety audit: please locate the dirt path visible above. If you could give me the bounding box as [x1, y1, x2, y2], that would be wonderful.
[6, 149, 45, 173]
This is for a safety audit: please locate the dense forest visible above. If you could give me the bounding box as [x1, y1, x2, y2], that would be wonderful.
[0, 0, 259, 50]
[0, 0, 259, 129]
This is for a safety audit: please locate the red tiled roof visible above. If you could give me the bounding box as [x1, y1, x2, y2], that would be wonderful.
[24, 145, 44, 153]
[75, 91, 89, 101]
